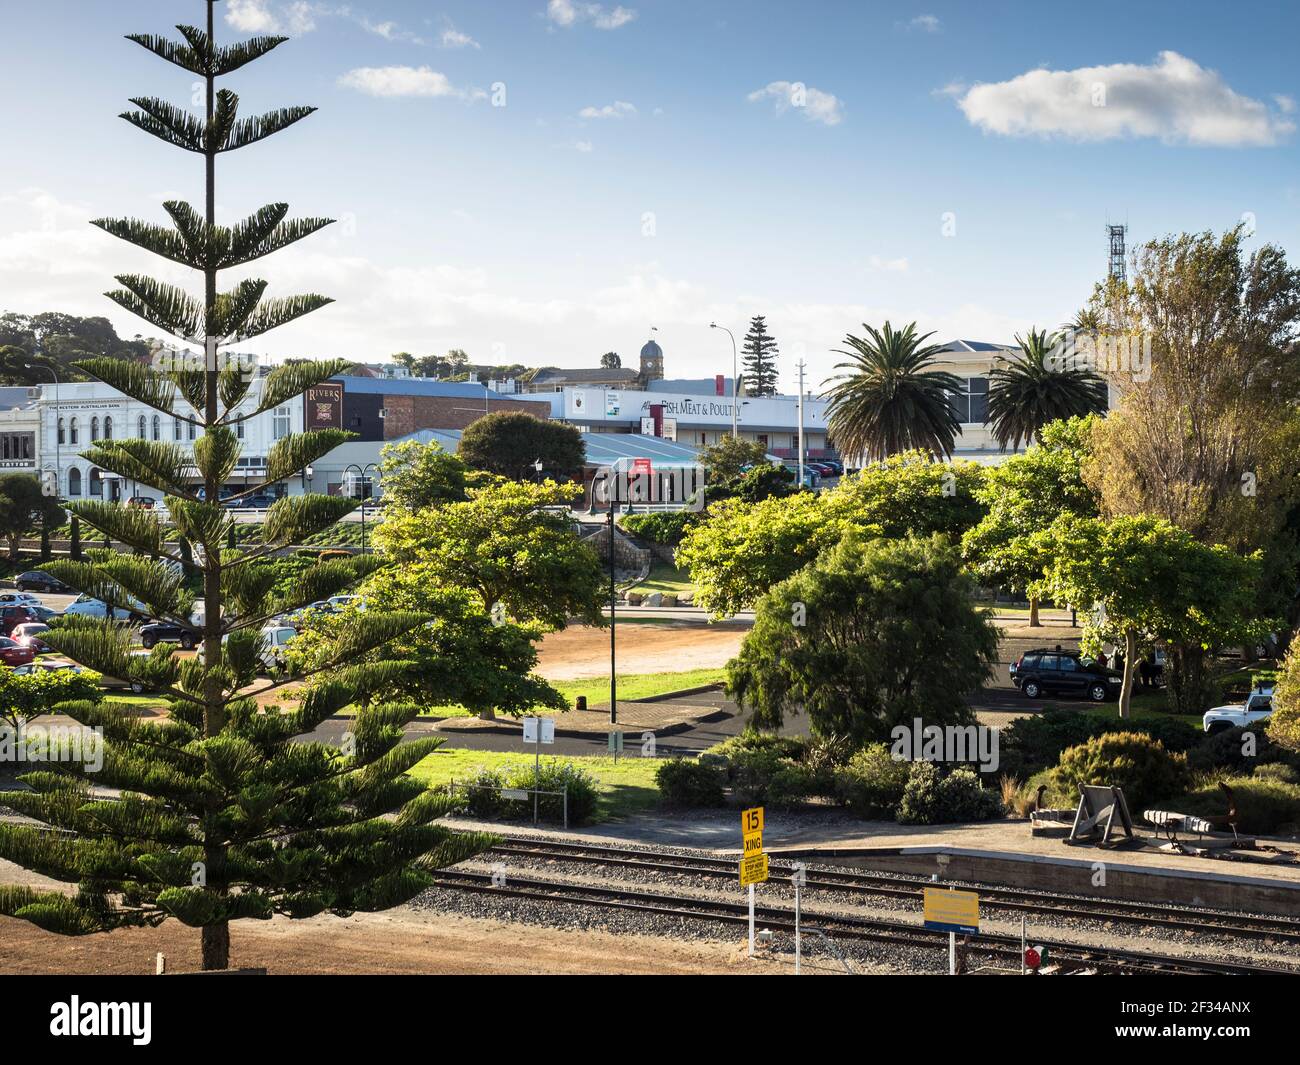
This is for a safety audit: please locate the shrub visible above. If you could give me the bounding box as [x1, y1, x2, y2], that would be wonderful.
[655, 758, 727, 807]
[1174, 775, 1300, 835]
[706, 732, 804, 763]
[1254, 763, 1300, 785]
[0, 667, 103, 729]
[999, 710, 1205, 781]
[767, 763, 819, 809]
[1051, 732, 1189, 813]
[457, 767, 506, 818]
[1187, 725, 1300, 776]
[727, 748, 786, 807]
[835, 744, 910, 818]
[621, 511, 696, 545]
[896, 762, 1004, 824]
[504, 760, 599, 825]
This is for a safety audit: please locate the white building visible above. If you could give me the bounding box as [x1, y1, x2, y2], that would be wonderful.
[37, 377, 304, 502]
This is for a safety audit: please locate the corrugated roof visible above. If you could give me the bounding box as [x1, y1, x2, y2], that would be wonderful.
[409, 428, 703, 469]
[331, 375, 552, 403]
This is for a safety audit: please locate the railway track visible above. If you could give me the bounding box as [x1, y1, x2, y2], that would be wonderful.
[428, 867, 1292, 975]
[486, 835, 1300, 947]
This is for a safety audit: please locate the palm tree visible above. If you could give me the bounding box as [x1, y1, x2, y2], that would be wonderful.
[986, 328, 1108, 450]
[822, 322, 964, 463]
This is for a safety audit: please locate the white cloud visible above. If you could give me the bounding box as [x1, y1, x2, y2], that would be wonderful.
[339, 66, 482, 100]
[547, 1, 637, 30]
[907, 14, 941, 33]
[1275, 94, 1297, 115]
[441, 26, 480, 50]
[226, 0, 280, 33]
[360, 19, 428, 45]
[575, 140, 594, 153]
[954, 51, 1295, 147]
[227, 3, 424, 43]
[747, 81, 844, 126]
[579, 101, 636, 120]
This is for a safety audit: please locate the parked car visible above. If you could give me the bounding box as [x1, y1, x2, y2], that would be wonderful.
[139, 621, 198, 650]
[14, 570, 70, 594]
[1203, 686, 1274, 735]
[0, 637, 36, 667]
[1010, 648, 1121, 702]
[63, 594, 147, 622]
[11, 622, 54, 654]
[327, 595, 363, 612]
[0, 591, 44, 609]
[197, 625, 297, 671]
[127, 495, 158, 509]
[0, 605, 42, 637]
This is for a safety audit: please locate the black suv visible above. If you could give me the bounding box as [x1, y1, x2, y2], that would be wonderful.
[139, 621, 198, 650]
[1010, 648, 1120, 703]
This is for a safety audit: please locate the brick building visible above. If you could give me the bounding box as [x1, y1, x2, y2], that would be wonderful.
[333, 376, 553, 440]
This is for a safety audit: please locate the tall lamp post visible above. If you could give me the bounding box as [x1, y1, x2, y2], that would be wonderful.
[708, 323, 738, 439]
[342, 462, 380, 554]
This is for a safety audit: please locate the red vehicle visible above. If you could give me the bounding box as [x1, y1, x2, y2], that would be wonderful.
[0, 637, 36, 667]
[0, 605, 40, 637]
[11, 622, 53, 654]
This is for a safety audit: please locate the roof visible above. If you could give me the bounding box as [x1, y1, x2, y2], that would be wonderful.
[526, 367, 639, 385]
[408, 428, 703, 470]
[331, 375, 551, 405]
[940, 340, 1013, 353]
[0, 386, 39, 411]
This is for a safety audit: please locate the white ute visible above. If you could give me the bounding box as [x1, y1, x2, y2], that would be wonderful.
[1203, 684, 1274, 734]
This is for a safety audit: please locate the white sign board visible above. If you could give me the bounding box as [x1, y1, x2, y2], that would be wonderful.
[661, 417, 677, 441]
[522, 717, 555, 745]
[640, 416, 656, 436]
[605, 391, 621, 417]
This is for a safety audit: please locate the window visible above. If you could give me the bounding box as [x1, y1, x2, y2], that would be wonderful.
[67, 468, 81, 496]
[152, 415, 160, 441]
[188, 420, 196, 441]
[138, 415, 146, 439]
[89, 468, 103, 497]
[58, 418, 65, 445]
[90, 417, 99, 442]
[236, 418, 245, 440]
[174, 417, 182, 442]
[103, 416, 113, 440]
[948, 377, 989, 425]
[1038, 655, 1061, 671]
[69, 417, 78, 445]
[1058, 657, 1078, 673]
[273, 405, 291, 440]
[1020, 654, 1040, 671]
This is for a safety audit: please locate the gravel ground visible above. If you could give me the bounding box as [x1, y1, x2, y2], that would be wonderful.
[410, 836, 1300, 974]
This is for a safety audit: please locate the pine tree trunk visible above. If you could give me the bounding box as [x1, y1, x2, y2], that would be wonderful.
[201, 922, 229, 971]
[1117, 627, 1138, 719]
[1028, 596, 1040, 627]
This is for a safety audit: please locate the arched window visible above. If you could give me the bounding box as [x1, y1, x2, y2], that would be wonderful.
[103, 416, 113, 440]
[57, 418, 65, 445]
[174, 418, 182, 442]
[138, 415, 146, 439]
[89, 468, 103, 497]
[152, 415, 161, 441]
[90, 417, 99, 442]
[67, 468, 82, 497]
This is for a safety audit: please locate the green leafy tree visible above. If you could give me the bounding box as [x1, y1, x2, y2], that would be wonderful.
[0, 669, 103, 734]
[727, 535, 1000, 743]
[0, 6, 489, 971]
[1033, 515, 1269, 717]
[741, 315, 779, 396]
[374, 480, 604, 632]
[600, 351, 621, 369]
[962, 416, 1099, 625]
[822, 321, 963, 462]
[0, 473, 64, 559]
[678, 451, 984, 616]
[458, 411, 584, 481]
[1271, 635, 1300, 754]
[375, 438, 472, 510]
[697, 436, 770, 483]
[986, 328, 1107, 450]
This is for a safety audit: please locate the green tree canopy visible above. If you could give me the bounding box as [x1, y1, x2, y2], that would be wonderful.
[727, 534, 1000, 744]
[741, 315, 779, 396]
[457, 411, 584, 481]
[0, 473, 65, 558]
[1033, 514, 1270, 716]
[696, 435, 771, 483]
[986, 328, 1108, 450]
[375, 438, 473, 510]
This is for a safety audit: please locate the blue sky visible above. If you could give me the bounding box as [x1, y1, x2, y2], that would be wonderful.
[2, 0, 1297, 389]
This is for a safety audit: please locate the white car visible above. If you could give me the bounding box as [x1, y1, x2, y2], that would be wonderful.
[0, 591, 43, 608]
[327, 595, 365, 612]
[197, 625, 297, 672]
[63, 594, 148, 621]
[1203, 686, 1274, 734]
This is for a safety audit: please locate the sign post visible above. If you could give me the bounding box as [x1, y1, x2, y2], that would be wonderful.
[922, 887, 979, 976]
[740, 806, 766, 957]
[522, 716, 555, 824]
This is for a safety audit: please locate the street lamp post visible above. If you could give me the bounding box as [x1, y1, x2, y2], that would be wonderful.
[343, 462, 380, 554]
[709, 323, 738, 439]
[25, 361, 60, 500]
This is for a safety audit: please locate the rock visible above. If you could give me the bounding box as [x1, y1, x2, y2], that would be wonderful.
[627, 591, 644, 606]
[662, 593, 678, 607]
[645, 592, 663, 607]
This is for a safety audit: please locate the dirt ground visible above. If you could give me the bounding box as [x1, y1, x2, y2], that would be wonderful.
[536, 622, 749, 680]
[0, 908, 782, 975]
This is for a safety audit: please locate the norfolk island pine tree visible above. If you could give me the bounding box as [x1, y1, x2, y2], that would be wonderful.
[0, 2, 493, 971]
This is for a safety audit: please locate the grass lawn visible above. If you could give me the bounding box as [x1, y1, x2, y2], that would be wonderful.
[408, 746, 662, 821]
[631, 561, 695, 597]
[1076, 688, 1202, 724]
[373, 667, 727, 720]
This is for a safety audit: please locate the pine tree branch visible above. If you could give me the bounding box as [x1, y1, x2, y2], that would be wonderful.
[222, 106, 318, 152]
[121, 96, 206, 153]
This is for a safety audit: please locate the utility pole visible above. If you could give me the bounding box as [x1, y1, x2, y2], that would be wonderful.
[608, 503, 617, 725]
[709, 322, 739, 438]
[796, 359, 806, 489]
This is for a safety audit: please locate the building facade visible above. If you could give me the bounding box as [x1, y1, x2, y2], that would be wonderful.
[0, 387, 41, 480]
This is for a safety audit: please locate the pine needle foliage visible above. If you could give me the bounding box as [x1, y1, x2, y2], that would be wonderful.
[0, 3, 493, 971]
